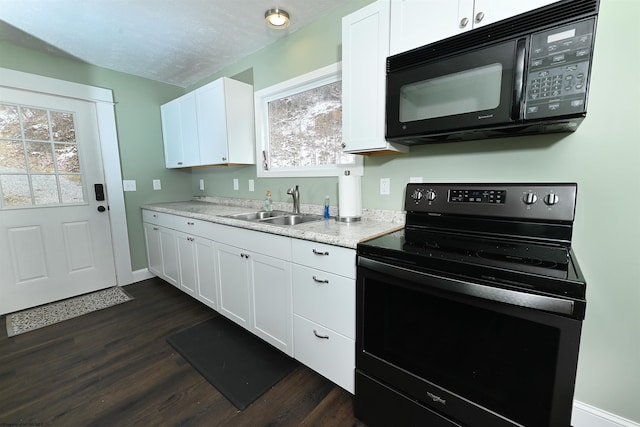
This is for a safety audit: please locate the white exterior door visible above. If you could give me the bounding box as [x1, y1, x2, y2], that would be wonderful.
[0, 87, 117, 315]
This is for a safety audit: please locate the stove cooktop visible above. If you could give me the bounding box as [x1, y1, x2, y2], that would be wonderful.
[358, 228, 586, 301]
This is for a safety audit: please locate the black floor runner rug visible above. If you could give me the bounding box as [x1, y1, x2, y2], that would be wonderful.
[167, 316, 298, 410]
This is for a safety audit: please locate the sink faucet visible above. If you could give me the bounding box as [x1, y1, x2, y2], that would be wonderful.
[287, 185, 300, 214]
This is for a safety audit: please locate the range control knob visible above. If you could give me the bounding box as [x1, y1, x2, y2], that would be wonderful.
[544, 193, 559, 206]
[411, 189, 424, 203]
[523, 192, 538, 205]
[425, 190, 437, 202]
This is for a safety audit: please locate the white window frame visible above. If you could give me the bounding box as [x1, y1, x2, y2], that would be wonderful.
[254, 62, 363, 178]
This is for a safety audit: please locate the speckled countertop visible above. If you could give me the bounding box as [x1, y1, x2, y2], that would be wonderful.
[141, 196, 405, 249]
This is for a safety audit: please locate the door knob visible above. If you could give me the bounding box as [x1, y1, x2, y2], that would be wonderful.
[97, 206, 106, 212]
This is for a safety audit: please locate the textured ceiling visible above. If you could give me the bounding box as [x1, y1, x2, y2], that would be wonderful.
[0, 0, 348, 87]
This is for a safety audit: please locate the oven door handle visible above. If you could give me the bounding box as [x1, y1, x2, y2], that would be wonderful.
[359, 257, 575, 316]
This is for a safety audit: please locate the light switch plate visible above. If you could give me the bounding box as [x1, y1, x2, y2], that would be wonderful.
[123, 180, 136, 192]
[199, 179, 205, 191]
[233, 178, 239, 191]
[152, 179, 161, 190]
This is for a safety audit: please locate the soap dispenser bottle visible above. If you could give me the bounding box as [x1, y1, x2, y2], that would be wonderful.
[265, 190, 272, 212]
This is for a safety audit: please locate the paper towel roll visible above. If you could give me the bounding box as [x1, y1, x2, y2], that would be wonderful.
[338, 172, 362, 220]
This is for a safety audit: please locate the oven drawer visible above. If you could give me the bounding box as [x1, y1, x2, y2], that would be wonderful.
[142, 209, 175, 228]
[292, 239, 355, 279]
[292, 265, 355, 339]
[293, 314, 354, 393]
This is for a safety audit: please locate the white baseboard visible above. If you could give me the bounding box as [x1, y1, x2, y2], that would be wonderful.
[123, 268, 155, 285]
[573, 401, 640, 427]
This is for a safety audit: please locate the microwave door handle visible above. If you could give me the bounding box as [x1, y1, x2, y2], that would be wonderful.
[511, 38, 527, 121]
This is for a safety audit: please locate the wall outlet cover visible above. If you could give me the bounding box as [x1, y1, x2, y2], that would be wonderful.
[249, 179, 255, 192]
[380, 178, 390, 195]
[199, 179, 205, 191]
[233, 178, 239, 191]
[152, 179, 161, 190]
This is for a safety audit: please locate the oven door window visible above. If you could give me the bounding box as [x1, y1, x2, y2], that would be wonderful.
[362, 275, 562, 427]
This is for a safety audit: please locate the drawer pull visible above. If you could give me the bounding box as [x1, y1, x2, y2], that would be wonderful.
[240, 253, 250, 259]
[312, 249, 329, 256]
[153, 227, 159, 231]
[187, 221, 195, 226]
[313, 330, 330, 340]
[312, 276, 329, 284]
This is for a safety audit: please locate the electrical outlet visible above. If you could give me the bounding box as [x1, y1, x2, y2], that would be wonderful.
[249, 179, 255, 192]
[233, 178, 239, 191]
[199, 179, 205, 191]
[380, 178, 391, 195]
[152, 179, 161, 190]
[122, 180, 136, 192]
[409, 176, 423, 183]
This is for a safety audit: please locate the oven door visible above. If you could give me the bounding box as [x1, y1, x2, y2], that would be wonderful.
[356, 256, 582, 427]
[386, 39, 526, 142]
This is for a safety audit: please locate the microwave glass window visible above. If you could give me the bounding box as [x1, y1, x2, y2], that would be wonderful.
[399, 63, 503, 123]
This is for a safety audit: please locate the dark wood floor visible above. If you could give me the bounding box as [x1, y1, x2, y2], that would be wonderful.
[0, 278, 366, 426]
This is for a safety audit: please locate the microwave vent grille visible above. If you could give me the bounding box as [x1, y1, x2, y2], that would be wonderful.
[387, 0, 599, 72]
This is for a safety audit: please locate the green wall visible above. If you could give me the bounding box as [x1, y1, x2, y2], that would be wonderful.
[1, 0, 639, 422]
[0, 41, 192, 271]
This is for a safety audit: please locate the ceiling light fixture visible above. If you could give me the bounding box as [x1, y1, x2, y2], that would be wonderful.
[265, 8, 290, 29]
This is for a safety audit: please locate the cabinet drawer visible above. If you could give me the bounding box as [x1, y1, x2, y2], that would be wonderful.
[293, 314, 354, 393]
[292, 265, 355, 339]
[215, 226, 291, 260]
[142, 210, 175, 228]
[291, 239, 356, 278]
[173, 215, 213, 235]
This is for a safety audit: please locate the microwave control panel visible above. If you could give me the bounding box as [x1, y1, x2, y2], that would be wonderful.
[524, 18, 596, 120]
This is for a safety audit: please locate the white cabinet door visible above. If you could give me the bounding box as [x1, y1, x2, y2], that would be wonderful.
[160, 92, 199, 168]
[143, 222, 163, 277]
[159, 226, 179, 287]
[250, 252, 293, 355]
[390, 0, 562, 55]
[195, 237, 218, 310]
[195, 79, 228, 165]
[473, 0, 561, 29]
[216, 243, 251, 329]
[342, 0, 408, 155]
[176, 231, 198, 298]
[390, 0, 474, 54]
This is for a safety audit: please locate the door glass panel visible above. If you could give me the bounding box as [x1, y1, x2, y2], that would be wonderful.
[0, 103, 84, 209]
[22, 108, 51, 141]
[399, 63, 503, 122]
[0, 140, 27, 172]
[0, 174, 32, 207]
[60, 174, 84, 203]
[26, 141, 55, 173]
[32, 174, 59, 205]
[54, 144, 80, 173]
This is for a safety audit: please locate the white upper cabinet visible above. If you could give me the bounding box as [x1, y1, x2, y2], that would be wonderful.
[389, 0, 562, 55]
[342, 0, 408, 155]
[161, 77, 255, 168]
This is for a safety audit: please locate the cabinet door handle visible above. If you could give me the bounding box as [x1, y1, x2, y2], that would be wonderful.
[153, 227, 159, 231]
[460, 17, 469, 28]
[312, 276, 329, 284]
[475, 11, 484, 23]
[313, 330, 330, 340]
[240, 253, 250, 259]
[312, 249, 329, 256]
[187, 237, 194, 242]
[177, 162, 183, 165]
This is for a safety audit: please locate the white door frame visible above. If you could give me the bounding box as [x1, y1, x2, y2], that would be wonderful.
[0, 67, 133, 285]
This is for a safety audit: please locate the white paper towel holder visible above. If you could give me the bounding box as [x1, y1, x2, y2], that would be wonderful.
[337, 170, 362, 223]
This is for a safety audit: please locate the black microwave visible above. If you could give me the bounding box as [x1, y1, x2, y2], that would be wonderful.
[386, 0, 599, 145]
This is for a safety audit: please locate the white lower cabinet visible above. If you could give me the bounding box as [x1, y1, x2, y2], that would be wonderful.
[292, 239, 356, 393]
[143, 209, 357, 389]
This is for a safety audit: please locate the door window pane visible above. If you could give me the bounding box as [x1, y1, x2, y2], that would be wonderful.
[0, 174, 32, 207]
[0, 103, 84, 209]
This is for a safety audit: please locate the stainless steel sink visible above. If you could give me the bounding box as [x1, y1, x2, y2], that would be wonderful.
[222, 210, 324, 226]
[260, 213, 324, 226]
